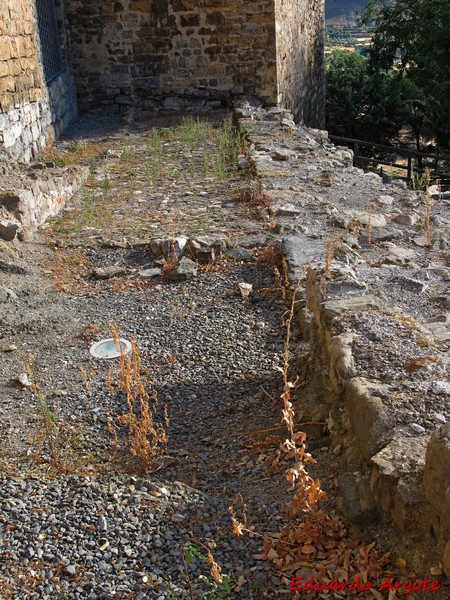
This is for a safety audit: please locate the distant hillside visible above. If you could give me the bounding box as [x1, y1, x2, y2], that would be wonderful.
[325, 0, 367, 23]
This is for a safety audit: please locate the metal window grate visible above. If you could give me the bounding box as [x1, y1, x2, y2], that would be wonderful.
[36, 0, 64, 83]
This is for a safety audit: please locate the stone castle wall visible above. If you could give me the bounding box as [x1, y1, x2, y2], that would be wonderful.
[0, 0, 78, 162]
[65, 0, 279, 112]
[1, 0, 325, 162]
[65, 0, 324, 126]
[275, 0, 324, 126]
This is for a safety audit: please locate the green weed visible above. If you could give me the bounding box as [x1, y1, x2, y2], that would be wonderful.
[166, 540, 232, 599]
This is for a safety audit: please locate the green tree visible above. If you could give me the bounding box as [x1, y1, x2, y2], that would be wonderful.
[325, 49, 408, 143]
[363, 0, 450, 150]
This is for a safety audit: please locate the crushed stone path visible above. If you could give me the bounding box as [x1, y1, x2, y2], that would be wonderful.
[2, 108, 447, 600]
[0, 111, 310, 599]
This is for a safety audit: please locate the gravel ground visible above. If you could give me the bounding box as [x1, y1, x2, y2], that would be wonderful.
[0, 246, 298, 599]
[1, 108, 449, 599]
[0, 112, 298, 599]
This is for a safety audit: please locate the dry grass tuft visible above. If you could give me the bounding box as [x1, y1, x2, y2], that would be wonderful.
[257, 245, 290, 299]
[43, 247, 91, 293]
[325, 238, 335, 278]
[107, 326, 168, 473]
[161, 256, 179, 280]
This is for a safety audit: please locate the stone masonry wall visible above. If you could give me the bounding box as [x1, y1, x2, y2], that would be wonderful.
[0, 0, 78, 162]
[235, 100, 450, 575]
[275, 0, 325, 127]
[65, 0, 279, 112]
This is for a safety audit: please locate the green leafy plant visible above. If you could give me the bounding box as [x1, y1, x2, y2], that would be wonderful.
[19, 352, 61, 470]
[166, 540, 232, 599]
[17, 352, 89, 475]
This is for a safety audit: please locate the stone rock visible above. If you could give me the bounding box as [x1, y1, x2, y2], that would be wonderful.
[188, 239, 216, 263]
[283, 234, 326, 280]
[338, 472, 379, 525]
[101, 239, 129, 249]
[345, 378, 394, 460]
[328, 332, 357, 383]
[378, 195, 394, 206]
[272, 149, 292, 161]
[360, 226, 401, 243]
[371, 435, 430, 533]
[149, 238, 163, 256]
[432, 295, 450, 310]
[237, 156, 249, 170]
[390, 179, 408, 188]
[0, 239, 20, 259]
[424, 423, 450, 517]
[381, 245, 415, 266]
[238, 282, 253, 299]
[139, 268, 161, 278]
[413, 236, 431, 247]
[0, 287, 18, 302]
[227, 247, 253, 261]
[335, 150, 353, 166]
[329, 263, 367, 289]
[399, 277, 427, 293]
[0, 258, 26, 274]
[274, 203, 301, 216]
[233, 233, 269, 249]
[393, 213, 419, 226]
[363, 172, 382, 184]
[168, 257, 198, 281]
[432, 380, 450, 395]
[163, 96, 185, 110]
[330, 214, 350, 229]
[345, 211, 387, 227]
[16, 373, 32, 388]
[281, 118, 296, 128]
[0, 191, 21, 213]
[193, 247, 215, 264]
[192, 235, 227, 254]
[92, 266, 128, 280]
[321, 295, 384, 325]
[428, 185, 450, 199]
[1, 344, 17, 352]
[0, 221, 19, 241]
[431, 215, 444, 227]
[410, 423, 426, 434]
[171, 513, 185, 523]
[433, 413, 446, 425]
[161, 237, 187, 259]
[106, 149, 122, 159]
[233, 97, 262, 118]
[341, 233, 359, 248]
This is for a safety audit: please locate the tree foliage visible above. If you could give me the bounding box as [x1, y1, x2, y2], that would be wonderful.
[325, 50, 408, 144]
[363, 0, 450, 149]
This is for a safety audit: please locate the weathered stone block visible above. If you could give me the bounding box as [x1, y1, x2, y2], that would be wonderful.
[371, 436, 430, 534]
[338, 472, 379, 525]
[424, 423, 450, 516]
[0, 220, 19, 241]
[345, 378, 393, 460]
[0, 38, 12, 60]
